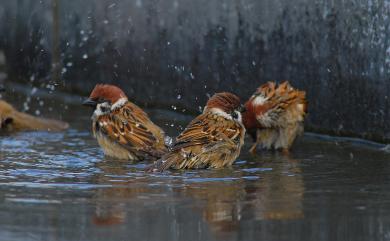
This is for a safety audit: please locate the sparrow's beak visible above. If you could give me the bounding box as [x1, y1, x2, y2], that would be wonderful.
[238, 104, 246, 113]
[82, 98, 97, 107]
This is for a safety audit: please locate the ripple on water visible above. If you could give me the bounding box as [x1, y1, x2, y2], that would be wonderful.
[241, 167, 273, 173]
[0, 182, 113, 189]
[0, 129, 102, 185]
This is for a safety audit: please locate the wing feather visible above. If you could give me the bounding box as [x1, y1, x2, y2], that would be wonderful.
[254, 81, 307, 128]
[96, 102, 164, 158]
[151, 112, 243, 171]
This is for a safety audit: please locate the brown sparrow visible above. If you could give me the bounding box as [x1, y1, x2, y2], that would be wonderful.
[243, 81, 307, 154]
[0, 100, 69, 133]
[149, 92, 246, 171]
[83, 84, 167, 161]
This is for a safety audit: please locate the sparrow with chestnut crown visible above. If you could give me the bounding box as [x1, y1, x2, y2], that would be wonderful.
[83, 84, 167, 161]
[149, 92, 246, 171]
[242, 81, 307, 154]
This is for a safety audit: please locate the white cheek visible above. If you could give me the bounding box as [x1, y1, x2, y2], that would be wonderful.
[111, 97, 128, 110]
[209, 108, 232, 120]
[252, 95, 268, 106]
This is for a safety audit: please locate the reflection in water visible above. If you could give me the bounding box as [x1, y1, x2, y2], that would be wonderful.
[256, 156, 304, 221]
[90, 154, 305, 239]
[1, 90, 390, 241]
[181, 155, 304, 238]
[92, 160, 133, 226]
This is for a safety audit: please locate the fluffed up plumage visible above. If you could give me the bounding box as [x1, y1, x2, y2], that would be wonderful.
[149, 92, 246, 171]
[243, 81, 307, 154]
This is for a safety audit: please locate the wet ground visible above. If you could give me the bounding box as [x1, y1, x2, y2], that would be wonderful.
[1, 84, 390, 241]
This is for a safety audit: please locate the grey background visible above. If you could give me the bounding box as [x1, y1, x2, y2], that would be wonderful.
[0, 0, 389, 141]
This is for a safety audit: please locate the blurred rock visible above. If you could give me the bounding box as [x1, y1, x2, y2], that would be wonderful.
[0, 100, 69, 133]
[0, 0, 389, 141]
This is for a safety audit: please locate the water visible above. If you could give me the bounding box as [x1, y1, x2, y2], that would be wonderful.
[1, 87, 390, 241]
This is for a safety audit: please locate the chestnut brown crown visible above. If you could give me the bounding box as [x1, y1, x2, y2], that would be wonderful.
[206, 92, 243, 113]
[84, 84, 127, 107]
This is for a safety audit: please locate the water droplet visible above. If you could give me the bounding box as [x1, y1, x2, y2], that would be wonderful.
[177, 94, 182, 100]
[39, 100, 44, 106]
[83, 54, 88, 59]
[35, 110, 40, 116]
[23, 101, 30, 111]
[164, 136, 173, 146]
[46, 84, 55, 91]
[66, 62, 73, 67]
[171, 105, 177, 110]
[252, 61, 256, 66]
[31, 87, 38, 95]
[190, 72, 195, 79]
[103, 20, 109, 24]
[167, 41, 171, 46]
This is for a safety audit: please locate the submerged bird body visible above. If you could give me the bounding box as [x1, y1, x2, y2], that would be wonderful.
[85, 84, 167, 161]
[0, 100, 69, 133]
[152, 92, 245, 171]
[243, 81, 307, 153]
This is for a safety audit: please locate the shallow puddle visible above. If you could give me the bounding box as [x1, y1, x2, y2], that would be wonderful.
[1, 87, 390, 241]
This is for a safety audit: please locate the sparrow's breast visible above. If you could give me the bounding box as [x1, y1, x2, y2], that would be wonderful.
[94, 131, 137, 160]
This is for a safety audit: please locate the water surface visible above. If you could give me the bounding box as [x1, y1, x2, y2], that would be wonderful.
[1, 88, 390, 241]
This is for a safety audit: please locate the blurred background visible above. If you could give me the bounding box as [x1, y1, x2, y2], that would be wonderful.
[0, 0, 389, 141]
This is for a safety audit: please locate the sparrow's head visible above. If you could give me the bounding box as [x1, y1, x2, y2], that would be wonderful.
[83, 84, 127, 110]
[249, 81, 276, 106]
[205, 92, 245, 122]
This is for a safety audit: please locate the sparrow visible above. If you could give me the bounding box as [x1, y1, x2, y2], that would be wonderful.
[0, 100, 69, 133]
[83, 84, 167, 161]
[149, 92, 246, 171]
[242, 81, 307, 154]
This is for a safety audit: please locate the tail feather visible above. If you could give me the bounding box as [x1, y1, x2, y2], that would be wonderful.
[144, 153, 179, 172]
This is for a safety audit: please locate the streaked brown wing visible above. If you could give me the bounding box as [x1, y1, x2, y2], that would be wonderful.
[255, 81, 306, 127]
[151, 113, 243, 171]
[97, 104, 158, 152]
[172, 113, 240, 151]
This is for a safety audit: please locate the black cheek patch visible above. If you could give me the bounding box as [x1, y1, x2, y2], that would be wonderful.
[94, 121, 100, 132]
